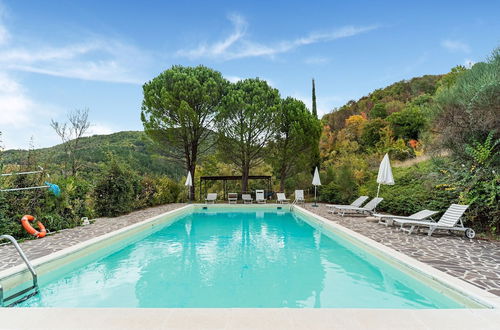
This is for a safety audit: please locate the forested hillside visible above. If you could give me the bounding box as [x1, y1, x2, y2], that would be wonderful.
[318, 50, 499, 235]
[2, 131, 184, 179]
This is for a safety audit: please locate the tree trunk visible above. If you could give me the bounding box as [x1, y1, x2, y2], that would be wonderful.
[189, 165, 196, 201]
[279, 165, 287, 192]
[241, 163, 250, 193]
[185, 142, 198, 201]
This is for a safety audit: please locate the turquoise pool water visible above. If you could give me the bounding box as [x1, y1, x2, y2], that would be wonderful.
[15, 208, 464, 308]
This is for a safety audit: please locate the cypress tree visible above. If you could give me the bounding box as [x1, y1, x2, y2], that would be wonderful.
[312, 78, 317, 118]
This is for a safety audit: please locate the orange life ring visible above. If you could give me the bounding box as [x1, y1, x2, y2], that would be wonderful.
[21, 215, 46, 238]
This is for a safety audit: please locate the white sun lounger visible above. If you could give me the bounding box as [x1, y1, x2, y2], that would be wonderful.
[205, 193, 217, 204]
[331, 197, 383, 217]
[256, 190, 266, 204]
[374, 209, 438, 227]
[277, 193, 290, 204]
[394, 204, 475, 238]
[228, 193, 238, 204]
[242, 194, 253, 204]
[294, 190, 305, 204]
[327, 196, 369, 213]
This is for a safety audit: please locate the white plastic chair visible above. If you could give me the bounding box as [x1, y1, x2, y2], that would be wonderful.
[294, 190, 305, 204]
[277, 193, 290, 204]
[205, 193, 217, 204]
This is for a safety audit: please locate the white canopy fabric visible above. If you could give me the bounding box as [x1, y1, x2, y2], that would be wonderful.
[376, 153, 394, 197]
[312, 167, 322, 186]
[185, 171, 193, 186]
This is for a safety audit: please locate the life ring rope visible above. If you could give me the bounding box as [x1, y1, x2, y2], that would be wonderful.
[21, 215, 47, 238]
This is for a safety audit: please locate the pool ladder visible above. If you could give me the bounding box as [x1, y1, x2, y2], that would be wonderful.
[0, 235, 39, 307]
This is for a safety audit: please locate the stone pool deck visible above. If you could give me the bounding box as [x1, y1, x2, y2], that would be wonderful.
[1, 202, 499, 297]
[303, 203, 500, 297]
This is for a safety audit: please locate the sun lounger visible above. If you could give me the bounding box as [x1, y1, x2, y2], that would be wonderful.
[228, 193, 238, 204]
[277, 193, 290, 204]
[294, 190, 305, 204]
[374, 209, 438, 226]
[205, 193, 217, 204]
[394, 204, 475, 238]
[242, 194, 253, 204]
[327, 196, 369, 213]
[256, 190, 266, 204]
[331, 197, 383, 217]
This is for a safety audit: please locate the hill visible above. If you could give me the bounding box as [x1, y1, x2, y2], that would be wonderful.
[323, 74, 442, 131]
[1, 131, 184, 179]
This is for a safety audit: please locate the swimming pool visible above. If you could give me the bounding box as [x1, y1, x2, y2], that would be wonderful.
[1, 206, 490, 308]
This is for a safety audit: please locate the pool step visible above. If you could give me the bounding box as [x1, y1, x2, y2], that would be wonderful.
[1, 284, 39, 307]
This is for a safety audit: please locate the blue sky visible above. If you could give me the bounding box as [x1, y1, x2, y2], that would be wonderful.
[0, 0, 498, 150]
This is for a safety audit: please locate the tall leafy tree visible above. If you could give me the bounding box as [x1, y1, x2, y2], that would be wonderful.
[268, 97, 322, 191]
[141, 65, 229, 199]
[312, 78, 317, 118]
[216, 78, 281, 192]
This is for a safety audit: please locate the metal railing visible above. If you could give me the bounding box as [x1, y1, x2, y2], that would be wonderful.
[0, 235, 38, 307]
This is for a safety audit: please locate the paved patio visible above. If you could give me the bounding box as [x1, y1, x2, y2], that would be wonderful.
[303, 203, 500, 296]
[1, 203, 499, 297]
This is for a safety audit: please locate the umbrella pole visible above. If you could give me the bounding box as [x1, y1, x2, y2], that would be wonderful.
[313, 186, 318, 207]
[376, 183, 381, 198]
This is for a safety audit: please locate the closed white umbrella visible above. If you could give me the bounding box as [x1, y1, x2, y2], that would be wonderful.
[376, 153, 394, 197]
[185, 171, 193, 201]
[312, 167, 322, 207]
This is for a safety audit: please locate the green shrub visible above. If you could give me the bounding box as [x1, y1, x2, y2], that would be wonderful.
[369, 103, 388, 119]
[93, 160, 139, 216]
[387, 105, 426, 140]
[135, 175, 158, 209]
[153, 177, 183, 204]
[359, 160, 458, 216]
[360, 118, 387, 149]
[320, 164, 359, 204]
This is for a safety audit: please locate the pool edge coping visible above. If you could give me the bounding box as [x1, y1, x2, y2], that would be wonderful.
[1, 203, 499, 310]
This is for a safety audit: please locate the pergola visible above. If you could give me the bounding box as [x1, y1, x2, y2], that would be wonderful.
[199, 175, 272, 200]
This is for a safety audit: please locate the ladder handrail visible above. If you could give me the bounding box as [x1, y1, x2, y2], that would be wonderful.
[0, 235, 37, 283]
[0, 235, 38, 306]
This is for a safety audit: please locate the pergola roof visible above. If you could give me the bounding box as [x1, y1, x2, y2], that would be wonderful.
[200, 175, 271, 181]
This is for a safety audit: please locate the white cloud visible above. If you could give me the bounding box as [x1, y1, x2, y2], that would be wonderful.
[0, 72, 36, 128]
[0, 3, 9, 45]
[441, 39, 470, 53]
[0, 4, 150, 149]
[304, 56, 330, 65]
[225, 75, 242, 83]
[0, 7, 151, 85]
[86, 123, 115, 136]
[464, 58, 475, 68]
[0, 72, 62, 149]
[177, 15, 378, 60]
[0, 40, 149, 84]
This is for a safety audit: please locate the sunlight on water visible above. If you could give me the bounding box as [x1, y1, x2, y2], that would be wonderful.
[17, 210, 463, 308]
